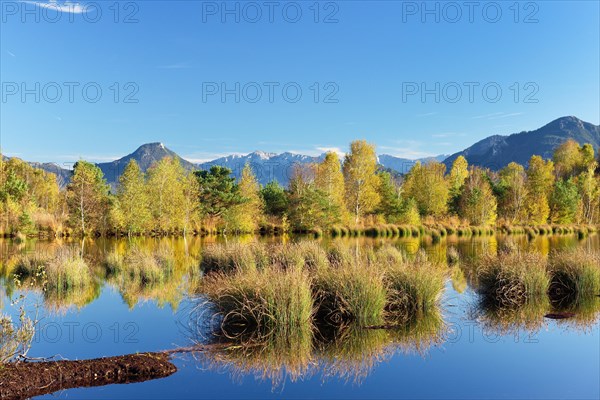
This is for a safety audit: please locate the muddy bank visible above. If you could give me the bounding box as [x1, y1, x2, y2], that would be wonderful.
[0, 352, 177, 399]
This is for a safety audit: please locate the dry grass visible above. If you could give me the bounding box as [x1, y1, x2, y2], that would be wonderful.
[314, 262, 387, 327]
[13, 247, 92, 292]
[379, 249, 445, 324]
[201, 265, 314, 342]
[477, 249, 549, 308]
[548, 248, 600, 300]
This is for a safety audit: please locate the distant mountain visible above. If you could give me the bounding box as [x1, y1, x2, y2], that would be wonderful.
[97, 142, 196, 187]
[378, 154, 449, 174]
[443, 116, 600, 170]
[199, 152, 448, 185]
[7, 116, 597, 188]
[31, 162, 72, 188]
[198, 151, 321, 185]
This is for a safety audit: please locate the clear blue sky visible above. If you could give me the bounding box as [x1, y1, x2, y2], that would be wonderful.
[1, 0, 599, 165]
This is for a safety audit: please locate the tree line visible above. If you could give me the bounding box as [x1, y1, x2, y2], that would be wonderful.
[1, 139, 599, 237]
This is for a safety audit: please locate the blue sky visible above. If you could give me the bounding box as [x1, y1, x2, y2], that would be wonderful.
[1, 0, 599, 164]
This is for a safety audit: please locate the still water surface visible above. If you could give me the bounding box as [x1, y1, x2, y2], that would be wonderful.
[1, 234, 598, 399]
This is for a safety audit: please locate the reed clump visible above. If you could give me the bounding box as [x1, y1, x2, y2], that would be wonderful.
[199, 242, 446, 336]
[548, 248, 600, 300]
[13, 247, 92, 292]
[477, 249, 549, 308]
[379, 249, 445, 324]
[200, 242, 266, 274]
[313, 261, 386, 327]
[118, 245, 175, 284]
[201, 265, 314, 342]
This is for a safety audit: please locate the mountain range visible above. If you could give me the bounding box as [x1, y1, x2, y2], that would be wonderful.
[7, 116, 599, 188]
[443, 116, 600, 170]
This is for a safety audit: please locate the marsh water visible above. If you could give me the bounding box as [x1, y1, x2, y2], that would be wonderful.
[1, 234, 599, 399]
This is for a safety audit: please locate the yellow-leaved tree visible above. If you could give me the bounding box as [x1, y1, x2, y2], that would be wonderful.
[315, 151, 347, 223]
[115, 159, 150, 235]
[458, 167, 497, 226]
[224, 164, 263, 233]
[342, 140, 380, 224]
[526, 155, 555, 224]
[146, 157, 186, 233]
[403, 161, 449, 217]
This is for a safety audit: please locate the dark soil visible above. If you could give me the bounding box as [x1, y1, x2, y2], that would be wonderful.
[0, 352, 177, 399]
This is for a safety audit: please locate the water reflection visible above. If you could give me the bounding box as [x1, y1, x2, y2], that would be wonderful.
[0, 233, 598, 393]
[186, 307, 446, 388]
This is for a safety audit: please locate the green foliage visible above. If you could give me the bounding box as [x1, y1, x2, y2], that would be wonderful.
[261, 181, 288, 217]
[376, 171, 402, 223]
[288, 164, 340, 230]
[550, 178, 579, 224]
[195, 165, 242, 220]
[448, 156, 469, 213]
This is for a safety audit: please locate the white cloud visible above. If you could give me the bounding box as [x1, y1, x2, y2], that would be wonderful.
[316, 147, 345, 157]
[7, 51, 16, 57]
[378, 146, 436, 159]
[24, 1, 87, 14]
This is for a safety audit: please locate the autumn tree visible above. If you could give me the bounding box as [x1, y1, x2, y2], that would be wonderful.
[448, 156, 469, 213]
[553, 139, 596, 178]
[397, 198, 421, 225]
[0, 156, 62, 235]
[315, 151, 347, 221]
[577, 162, 600, 224]
[525, 156, 555, 224]
[66, 161, 110, 235]
[403, 161, 449, 217]
[115, 159, 150, 235]
[224, 164, 263, 233]
[458, 168, 497, 226]
[181, 172, 201, 235]
[343, 140, 380, 224]
[146, 157, 186, 233]
[496, 162, 528, 223]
